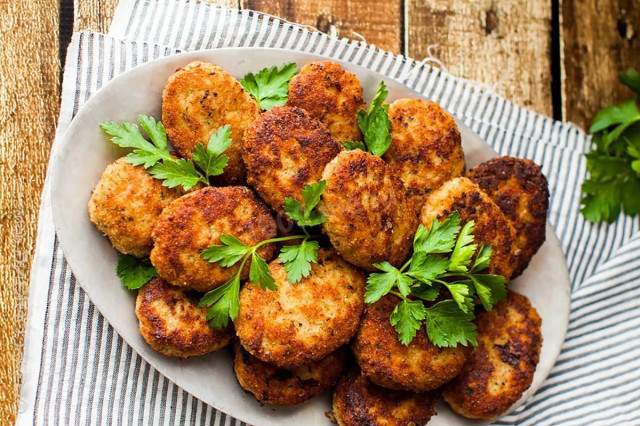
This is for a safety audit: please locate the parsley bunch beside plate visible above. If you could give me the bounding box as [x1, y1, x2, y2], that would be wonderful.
[581, 69, 640, 222]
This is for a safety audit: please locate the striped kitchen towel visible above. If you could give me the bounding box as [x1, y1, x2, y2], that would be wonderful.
[18, 1, 640, 424]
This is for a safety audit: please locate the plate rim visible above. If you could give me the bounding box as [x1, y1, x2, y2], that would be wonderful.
[50, 46, 571, 425]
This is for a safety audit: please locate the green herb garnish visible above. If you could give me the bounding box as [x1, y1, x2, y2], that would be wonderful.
[365, 211, 507, 347]
[581, 69, 640, 222]
[346, 81, 392, 156]
[116, 254, 158, 290]
[199, 181, 327, 328]
[100, 116, 231, 191]
[241, 62, 297, 110]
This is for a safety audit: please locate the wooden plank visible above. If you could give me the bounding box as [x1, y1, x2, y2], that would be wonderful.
[562, 0, 640, 129]
[73, 0, 118, 32]
[0, 0, 61, 422]
[242, 0, 402, 54]
[405, 0, 553, 117]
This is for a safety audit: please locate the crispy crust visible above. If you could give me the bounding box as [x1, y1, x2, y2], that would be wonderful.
[233, 344, 347, 405]
[288, 61, 365, 142]
[162, 61, 261, 184]
[467, 156, 549, 277]
[383, 99, 466, 213]
[234, 249, 366, 368]
[88, 157, 182, 258]
[443, 291, 542, 419]
[150, 186, 277, 292]
[319, 149, 418, 271]
[242, 105, 343, 214]
[135, 278, 234, 358]
[352, 295, 470, 392]
[420, 177, 520, 279]
[332, 368, 439, 426]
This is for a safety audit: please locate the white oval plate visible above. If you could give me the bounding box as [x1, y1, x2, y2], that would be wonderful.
[50, 48, 570, 425]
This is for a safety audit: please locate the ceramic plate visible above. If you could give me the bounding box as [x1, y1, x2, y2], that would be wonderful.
[50, 48, 570, 425]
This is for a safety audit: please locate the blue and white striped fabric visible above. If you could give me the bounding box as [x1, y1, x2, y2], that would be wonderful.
[18, 1, 640, 424]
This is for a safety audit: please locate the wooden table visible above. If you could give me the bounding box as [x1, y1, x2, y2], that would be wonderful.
[1, 0, 637, 421]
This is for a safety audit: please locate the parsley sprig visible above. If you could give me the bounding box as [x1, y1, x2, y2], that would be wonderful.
[100, 116, 231, 190]
[241, 62, 297, 110]
[581, 69, 640, 222]
[199, 181, 327, 328]
[116, 254, 158, 290]
[365, 211, 507, 347]
[342, 81, 392, 156]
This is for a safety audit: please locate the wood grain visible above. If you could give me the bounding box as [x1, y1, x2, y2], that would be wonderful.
[405, 0, 553, 116]
[242, 0, 402, 53]
[4, 0, 637, 423]
[73, 0, 118, 32]
[0, 0, 60, 422]
[562, 0, 640, 129]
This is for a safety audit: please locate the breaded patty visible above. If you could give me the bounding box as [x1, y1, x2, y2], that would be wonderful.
[443, 291, 542, 419]
[318, 149, 418, 271]
[135, 278, 234, 358]
[420, 177, 520, 279]
[383, 99, 466, 212]
[467, 156, 549, 277]
[162, 61, 261, 184]
[235, 249, 366, 368]
[332, 368, 439, 426]
[150, 186, 277, 292]
[242, 105, 342, 213]
[352, 295, 469, 392]
[288, 61, 365, 141]
[88, 157, 182, 258]
[233, 344, 347, 405]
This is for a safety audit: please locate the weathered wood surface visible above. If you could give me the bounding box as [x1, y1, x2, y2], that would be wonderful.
[0, 0, 60, 422]
[562, 0, 640, 128]
[243, 0, 402, 53]
[2, 0, 638, 422]
[406, 0, 553, 117]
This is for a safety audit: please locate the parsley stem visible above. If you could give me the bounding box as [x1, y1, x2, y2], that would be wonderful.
[389, 290, 406, 300]
[399, 259, 412, 273]
[439, 272, 471, 279]
[253, 235, 306, 250]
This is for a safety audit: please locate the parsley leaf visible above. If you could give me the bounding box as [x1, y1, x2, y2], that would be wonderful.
[138, 115, 168, 150]
[200, 235, 250, 267]
[100, 116, 218, 190]
[470, 245, 492, 273]
[100, 117, 171, 168]
[148, 158, 203, 191]
[620, 69, 640, 96]
[448, 221, 477, 272]
[414, 212, 461, 254]
[199, 231, 322, 327]
[283, 180, 327, 227]
[279, 239, 320, 284]
[357, 81, 392, 156]
[365, 262, 414, 303]
[192, 125, 232, 178]
[470, 274, 507, 311]
[407, 252, 449, 284]
[443, 282, 474, 314]
[425, 300, 477, 347]
[116, 254, 158, 290]
[412, 283, 441, 302]
[363, 211, 508, 347]
[241, 62, 297, 110]
[250, 252, 277, 290]
[199, 275, 240, 329]
[342, 141, 367, 151]
[390, 298, 427, 346]
[581, 69, 640, 223]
